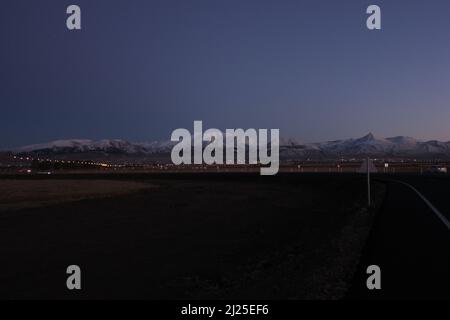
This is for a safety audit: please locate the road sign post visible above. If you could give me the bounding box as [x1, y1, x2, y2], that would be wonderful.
[367, 157, 371, 207]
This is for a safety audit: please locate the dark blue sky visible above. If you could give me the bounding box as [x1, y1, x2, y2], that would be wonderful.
[1, 0, 450, 148]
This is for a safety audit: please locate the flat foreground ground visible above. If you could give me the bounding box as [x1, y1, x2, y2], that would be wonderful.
[0, 179, 152, 212]
[0, 173, 383, 299]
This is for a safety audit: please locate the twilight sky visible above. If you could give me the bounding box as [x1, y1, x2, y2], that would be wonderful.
[1, 0, 450, 148]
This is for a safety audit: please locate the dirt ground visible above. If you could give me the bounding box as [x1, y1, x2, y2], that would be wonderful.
[0, 179, 152, 212]
[0, 173, 385, 299]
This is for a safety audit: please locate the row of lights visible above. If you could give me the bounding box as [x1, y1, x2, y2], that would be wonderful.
[11, 155, 121, 168]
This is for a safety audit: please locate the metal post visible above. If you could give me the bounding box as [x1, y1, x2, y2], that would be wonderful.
[367, 157, 371, 207]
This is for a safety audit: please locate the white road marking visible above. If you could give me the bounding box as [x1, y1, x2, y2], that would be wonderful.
[394, 180, 450, 231]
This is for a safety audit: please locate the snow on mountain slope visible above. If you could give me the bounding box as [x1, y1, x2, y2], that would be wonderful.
[10, 134, 450, 159]
[16, 139, 95, 153]
[13, 139, 170, 155]
[323, 133, 394, 155]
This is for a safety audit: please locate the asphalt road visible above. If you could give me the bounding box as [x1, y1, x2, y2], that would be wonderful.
[348, 174, 450, 300]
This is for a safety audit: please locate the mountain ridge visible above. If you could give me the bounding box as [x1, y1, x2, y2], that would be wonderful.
[8, 133, 450, 160]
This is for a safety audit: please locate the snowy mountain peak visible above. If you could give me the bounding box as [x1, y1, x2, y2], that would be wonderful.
[360, 132, 376, 141]
[354, 132, 386, 144]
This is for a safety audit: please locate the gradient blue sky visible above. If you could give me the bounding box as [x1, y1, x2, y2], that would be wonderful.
[1, 0, 450, 148]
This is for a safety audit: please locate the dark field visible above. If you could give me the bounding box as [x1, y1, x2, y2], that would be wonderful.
[0, 173, 385, 299]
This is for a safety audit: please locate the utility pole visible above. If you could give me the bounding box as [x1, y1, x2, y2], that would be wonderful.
[367, 157, 371, 207]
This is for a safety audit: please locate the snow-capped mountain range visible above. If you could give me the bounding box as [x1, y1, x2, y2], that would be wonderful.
[8, 133, 450, 160]
[13, 139, 175, 155]
[278, 133, 450, 159]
